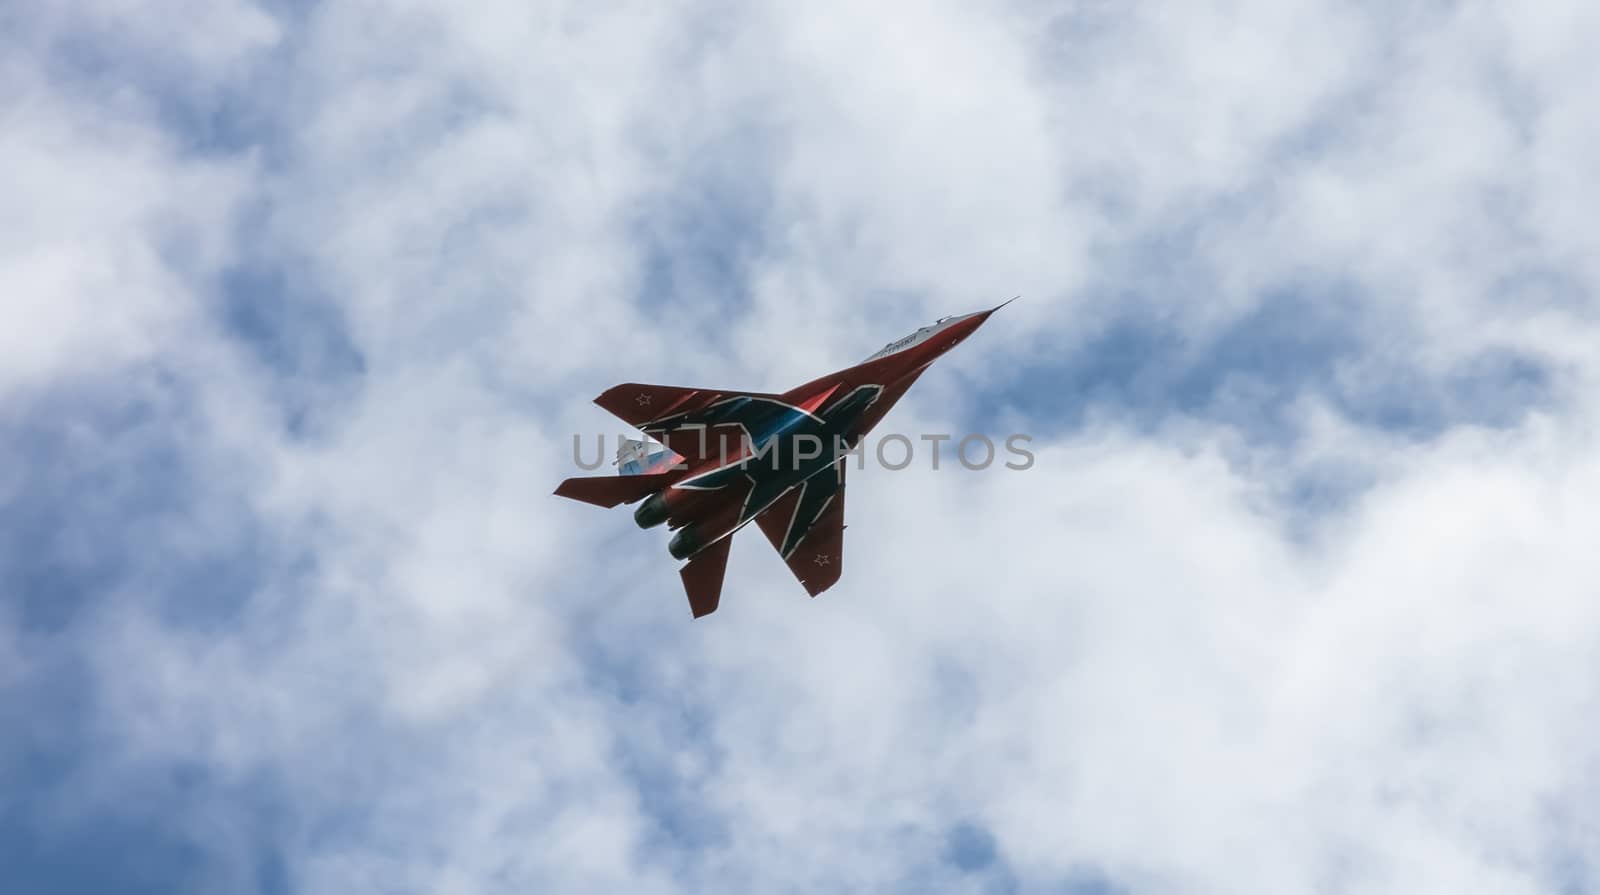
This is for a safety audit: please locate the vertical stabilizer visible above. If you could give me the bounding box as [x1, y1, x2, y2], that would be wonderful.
[616, 437, 682, 476]
[679, 535, 732, 618]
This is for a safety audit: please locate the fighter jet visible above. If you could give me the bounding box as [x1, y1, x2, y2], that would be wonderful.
[554, 300, 1012, 618]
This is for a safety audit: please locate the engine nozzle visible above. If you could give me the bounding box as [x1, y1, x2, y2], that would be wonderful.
[668, 527, 702, 560]
[633, 492, 668, 529]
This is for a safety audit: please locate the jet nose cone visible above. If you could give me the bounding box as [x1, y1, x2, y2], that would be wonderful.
[912, 297, 1015, 362]
[929, 297, 1014, 356]
[953, 296, 1017, 332]
[975, 295, 1018, 322]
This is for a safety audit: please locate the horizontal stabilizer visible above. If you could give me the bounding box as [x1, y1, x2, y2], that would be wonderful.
[554, 471, 671, 508]
[680, 534, 732, 618]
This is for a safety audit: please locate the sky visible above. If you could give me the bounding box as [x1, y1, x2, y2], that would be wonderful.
[3, 1, 1599, 893]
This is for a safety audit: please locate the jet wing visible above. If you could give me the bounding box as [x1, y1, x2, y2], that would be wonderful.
[754, 460, 846, 597]
[594, 383, 782, 428]
[593, 383, 788, 463]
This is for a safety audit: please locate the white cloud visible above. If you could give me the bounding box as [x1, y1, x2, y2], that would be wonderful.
[6, 0, 1600, 892]
[0, 61, 256, 395]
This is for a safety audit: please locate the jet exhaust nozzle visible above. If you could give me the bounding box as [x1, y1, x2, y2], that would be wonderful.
[668, 527, 701, 560]
[633, 492, 669, 529]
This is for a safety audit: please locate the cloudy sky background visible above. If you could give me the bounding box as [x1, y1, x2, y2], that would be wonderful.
[4, 1, 1599, 892]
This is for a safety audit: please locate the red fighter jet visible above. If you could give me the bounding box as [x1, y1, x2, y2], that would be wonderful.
[555, 299, 1012, 618]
